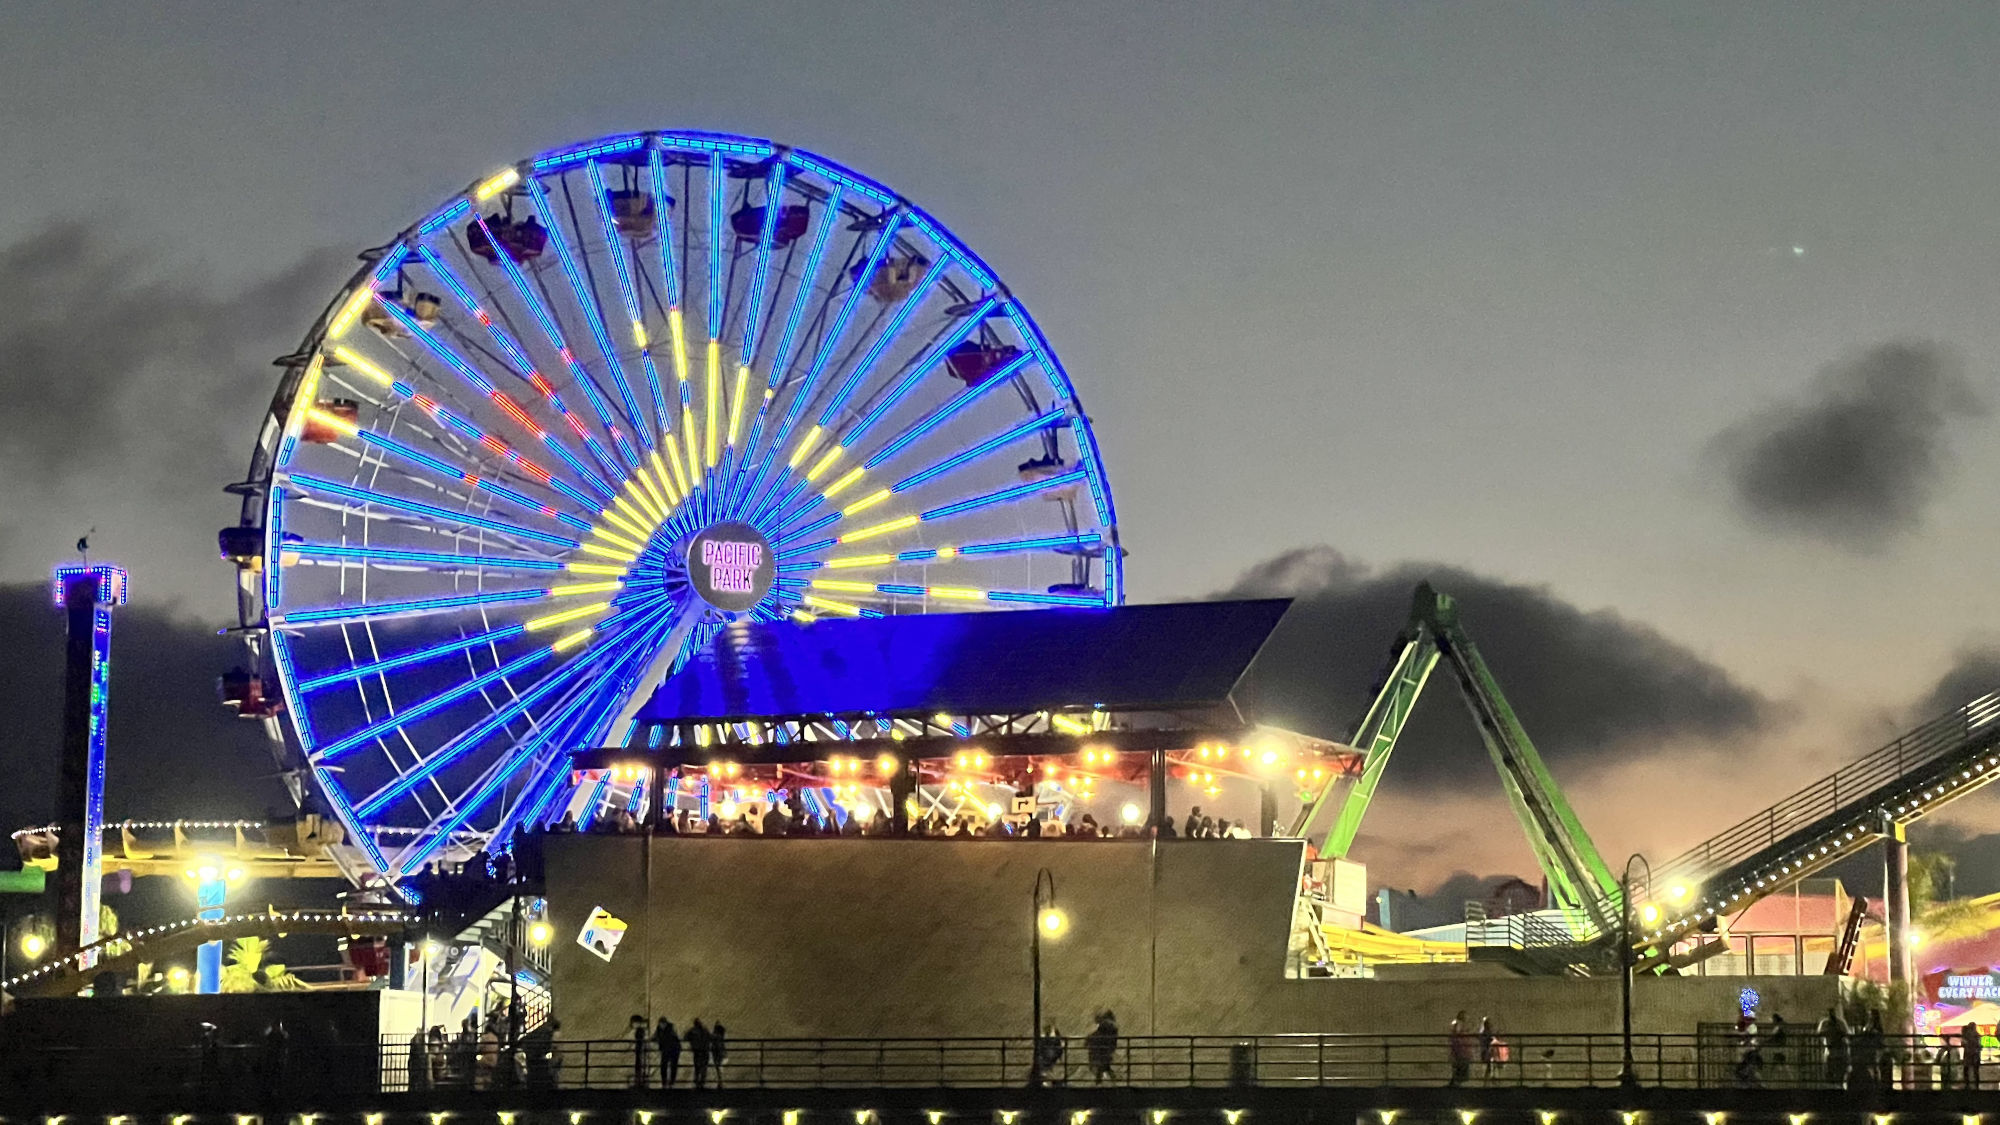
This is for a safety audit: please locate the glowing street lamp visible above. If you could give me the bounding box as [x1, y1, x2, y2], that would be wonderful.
[1031, 867, 1067, 1086]
[21, 931, 47, 960]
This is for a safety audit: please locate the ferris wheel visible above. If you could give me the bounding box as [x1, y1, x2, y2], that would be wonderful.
[225, 131, 1122, 885]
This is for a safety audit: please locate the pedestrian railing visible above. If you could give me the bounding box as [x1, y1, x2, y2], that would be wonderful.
[367, 1032, 1989, 1092]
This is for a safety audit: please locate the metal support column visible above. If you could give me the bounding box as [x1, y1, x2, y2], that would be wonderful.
[1148, 749, 1168, 830]
[1884, 820, 1913, 1027]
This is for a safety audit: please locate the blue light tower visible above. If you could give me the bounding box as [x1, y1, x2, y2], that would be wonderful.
[52, 563, 128, 967]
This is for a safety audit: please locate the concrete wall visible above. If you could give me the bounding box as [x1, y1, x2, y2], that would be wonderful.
[544, 836, 1840, 1042]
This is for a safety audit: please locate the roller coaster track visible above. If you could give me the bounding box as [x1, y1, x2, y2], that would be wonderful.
[1620, 690, 2000, 951]
[0, 908, 412, 999]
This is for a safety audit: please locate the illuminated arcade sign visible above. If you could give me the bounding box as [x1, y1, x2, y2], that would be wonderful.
[1938, 972, 2000, 1002]
[685, 522, 774, 613]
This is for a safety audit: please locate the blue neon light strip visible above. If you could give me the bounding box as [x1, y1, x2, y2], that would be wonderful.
[317, 647, 555, 762]
[844, 298, 1000, 449]
[785, 151, 894, 206]
[289, 543, 564, 572]
[417, 198, 471, 235]
[761, 186, 847, 392]
[523, 177, 651, 452]
[286, 473, 580, 549]
[466, 213, 628, 478]
[298, 624, 528, 692]
[647, 144, 684, 309]
[920, 468, 1087, 522]
[891, 409, 1065, 493]
[986, 589, 1108, 606]
[908, 209, 997, 291]
[661, 132, 775, 157]
[585, 161, 672, 436]
[815, 255, 947, 428]
[863, 347, 1031, 470]
[533, 135, 645, 171]
[706, 152, 725, 340]
[776, 537, 837, 558]
[787, 511, 841, 540]
[738, 163, 788, 362]
[574, 771, 613, 831]
[371, 301, 497, 394]
[393, 607, 674, 864]
[278, 587, 547, 628]
[955, 532, 1101, 557]
[767, 212, 905, 453]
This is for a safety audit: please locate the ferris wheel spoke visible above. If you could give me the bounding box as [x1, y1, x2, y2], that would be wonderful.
[359, 598, 673, 828]
[861, 345, 1035, 469]
[463, 211, 635, 479]
[807, 579, 1108, 609]
[527, 174, 654, 455]
[764, 212, 906, 463]
[404, 248, 623, 502]
[738, 184, 848, 485]
[385, 664, 620, 880]
[305, 413, 597, 536]
[313, 645, 558, 763]
[297, 623, 527, 693]
[581, 160, 675, 443]
[273, 587, 548, 630]
[284, 473, 581, 551]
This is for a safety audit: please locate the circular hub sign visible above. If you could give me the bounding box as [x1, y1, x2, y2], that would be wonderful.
[685, 522, 774, 613]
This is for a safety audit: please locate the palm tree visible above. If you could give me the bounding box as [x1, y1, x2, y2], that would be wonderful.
[220, 936, 306, 992]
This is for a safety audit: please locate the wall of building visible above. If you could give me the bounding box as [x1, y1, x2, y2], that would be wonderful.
[544, 836, 1840, 1042]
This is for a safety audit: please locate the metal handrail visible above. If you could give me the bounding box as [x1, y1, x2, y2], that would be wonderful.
[1609, 693, 2000, 913]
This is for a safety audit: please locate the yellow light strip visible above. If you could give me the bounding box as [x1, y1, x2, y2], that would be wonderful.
[807, 446, 843, 483]
[811, 579, 877, 594]
[287, 355, 327, 434]
[327, 288, 376, 340]
[682, 406, 701, 491]
[610, 494, 652, 536]
[802, 595, 863, 617]
[591, 524, 644, 553]
[577, 542, 639, 563]
[623, 479, 664, 525]
[564, 562, 627, 576]
[552, 627, 594, 653]
[668, 309, 691, 384]
[548, 580, 623, 597]
[840, 514, 921, 544]
[305, 408, 358, 438]
[927, 586, 986, 601]
[526, 601, 611, 631]
[649, 450, 681, 503]
[663, 438, 691, 495]
[634, 466, 670, 517]
[632, 319, 648, 348]
[600, 507, 648, 542]
[705, 339, 722, 466]
[841, 489, 893, 517]
[330, 346, 393, 386]
[822, 466, 865, 499]
[825, 553, 894, 569]
[728, 364, 750, 446]
[474, 168, 520, 201]
[788, 425, 824, 469]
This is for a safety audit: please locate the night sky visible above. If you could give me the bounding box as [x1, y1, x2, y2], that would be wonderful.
[1, 3, 1996, 897]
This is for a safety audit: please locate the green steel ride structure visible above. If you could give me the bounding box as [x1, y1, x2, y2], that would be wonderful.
[1290, 583, 1623, 937]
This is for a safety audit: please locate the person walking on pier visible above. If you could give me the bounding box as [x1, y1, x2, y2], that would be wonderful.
[629, 1014, 649, 1088]
[1448, 1012, 1474, 1086]
[1961, 1020, 1982, 1089]
[1085, 1010, 1119, 1084]
[687, 1019, 713, 1088]
[1817, 1007, 1848, 1088]
[712, 1021, 729, 1087]
[654, 1018, 681, 1088]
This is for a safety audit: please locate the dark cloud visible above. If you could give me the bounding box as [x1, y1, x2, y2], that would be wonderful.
[0, 221, 349, 605]
[1711, 342, 1986, 550]
[1912, 647, 2000, 722]
[0, 581, 293, 840]
[1218, 546, 1773, 788]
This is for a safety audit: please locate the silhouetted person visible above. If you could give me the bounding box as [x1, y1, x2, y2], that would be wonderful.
[630, 1014, 649, 1088]
[1085, 1011, 1118, 1084]
[687, 1020, 712, 1088]
[1448, 1011, 1473, 1086]
[711, 1022, 728, 1086]
[1817, 1007, 1848, 1087]
[654, 1018, 681, 1088]
[1963, 1020, 1983, 1089]
[1182, 807, 1202, 838]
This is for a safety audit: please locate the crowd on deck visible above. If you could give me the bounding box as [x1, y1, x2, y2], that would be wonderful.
[541, 795, 1259, 841]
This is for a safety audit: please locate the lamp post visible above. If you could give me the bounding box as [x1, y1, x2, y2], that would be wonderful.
[1030, 867, 1067, 1087]
[1618, 852, 1653, 1089]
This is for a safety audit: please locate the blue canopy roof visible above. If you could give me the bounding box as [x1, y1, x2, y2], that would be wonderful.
[635, 599, 1293, 723]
